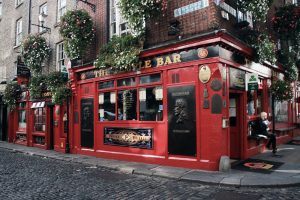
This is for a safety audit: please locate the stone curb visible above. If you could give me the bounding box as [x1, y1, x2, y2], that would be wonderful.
[1, 142, 300, 188]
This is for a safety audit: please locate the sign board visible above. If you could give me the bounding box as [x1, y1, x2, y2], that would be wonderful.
[17, 66, 31, 78]
[229, 68, 245, 90]
[167, 85, 196, 156]
[199, 65, 211, 83]
[174, 0, 209, 17]
[104, 127, 153, 149]
[246, 73, 259, 91]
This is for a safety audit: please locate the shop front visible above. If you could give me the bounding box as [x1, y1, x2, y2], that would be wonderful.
[68, 32, 294, 170]
[9, 89, 68, 152]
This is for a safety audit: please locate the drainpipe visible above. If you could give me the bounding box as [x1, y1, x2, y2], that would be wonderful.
[65, 92, 70, 153]
[106, 0, 110, 43]
[28, 0, 32, 34]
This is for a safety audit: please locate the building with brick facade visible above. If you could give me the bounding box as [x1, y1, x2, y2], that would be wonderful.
[2, 0, 300, 170]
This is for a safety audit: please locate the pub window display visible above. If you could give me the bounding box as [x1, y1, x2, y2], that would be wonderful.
[139, 87, 163, 121]
[98, 73, 163, 122]
[118, 90, 137, 120]
[34, 108, 46, 132]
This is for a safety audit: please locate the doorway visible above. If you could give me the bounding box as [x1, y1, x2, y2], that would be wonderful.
[80, 98, 94, 148]
[229, 93, 242, 159]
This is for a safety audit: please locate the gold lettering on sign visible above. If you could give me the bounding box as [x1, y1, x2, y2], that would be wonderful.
[143, 53, 182, 68]
[105, 130, 151, 145]
[173, 54, 181, 63]
[156, 57, 164, 66]
[164, 56, 173, 65]
[145, 60, 152, 68]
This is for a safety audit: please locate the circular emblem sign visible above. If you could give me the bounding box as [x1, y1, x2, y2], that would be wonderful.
[198, 48, 209, 59]
[199, 65, 211, 83]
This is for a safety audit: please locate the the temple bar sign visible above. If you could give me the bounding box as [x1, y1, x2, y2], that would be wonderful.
[142, 46, 219, 69]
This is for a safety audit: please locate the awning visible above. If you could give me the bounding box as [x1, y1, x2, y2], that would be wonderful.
[31, 101, 45, 108]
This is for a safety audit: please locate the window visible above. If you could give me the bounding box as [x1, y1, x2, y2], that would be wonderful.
[15, 18, 22, 46]
[275, 101, 288, 122]
[117, 77, 136, 87]
[34, 108, 46, 132]
[247, 91, 255, 115]
[57, 0, 66, 22]
[117, 89, 137, 120]
[0, 1, 3, 17]
[292, 0, 300, 5]
[18, 102, 26, 129]
[39, 3, 47, 32]
[98, 73, 163, 122]
[56, 42, 66, 72]
[99, 92, 116, 121]
[139, 87, 163, 121]
[109, 0, 131, 37]
[16, 0, 23, 6]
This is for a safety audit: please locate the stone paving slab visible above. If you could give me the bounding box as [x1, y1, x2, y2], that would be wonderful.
[1, 141, 300, 187]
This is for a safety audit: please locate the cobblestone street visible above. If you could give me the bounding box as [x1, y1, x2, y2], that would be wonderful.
[0, 148, 299, 200]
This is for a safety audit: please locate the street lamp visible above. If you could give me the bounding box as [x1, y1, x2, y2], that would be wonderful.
[32, 12, 51, 33]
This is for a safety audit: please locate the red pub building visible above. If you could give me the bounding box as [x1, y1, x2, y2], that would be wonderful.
[7, 0, 298, 171]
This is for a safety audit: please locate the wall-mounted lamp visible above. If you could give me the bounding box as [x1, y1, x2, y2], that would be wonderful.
[32, 12, 51, 33]
[76, 0, 96, 12]
[168, 20, 181, 36]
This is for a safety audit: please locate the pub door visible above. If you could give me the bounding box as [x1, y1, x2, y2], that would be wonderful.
[49, 106, 54, 150]
[229, 93, 242, 159]
[80, 98, 94, 148]
[167, 85, 196, 156]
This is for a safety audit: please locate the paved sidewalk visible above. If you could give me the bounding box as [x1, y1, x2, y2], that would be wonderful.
[1, 138, 300, 188]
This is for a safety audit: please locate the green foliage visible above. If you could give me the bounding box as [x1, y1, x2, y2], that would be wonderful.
[59, 9, 95, 60]
[51, 86, 71, 105]
[237, 0, 273, 22]
[22, 34, 51, 75]
[29, 75, 47, 100]
[272, 4, 300, 39]
[46, 71, 68, 91]
[284, 59, 299, 82]
[3, 82, 22, 109]
[29, 72, 70, 105]
[118, 0, 167, 35]
[253, 34, 277, 65]
[270, 79, 293, 102]
[95, 34, 142, 72]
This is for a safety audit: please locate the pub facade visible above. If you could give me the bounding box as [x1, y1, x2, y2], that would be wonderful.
[6, 0, 298, 171]
[67, 31, 294, 170]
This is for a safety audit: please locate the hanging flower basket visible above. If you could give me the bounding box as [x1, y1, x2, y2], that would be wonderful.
[237, 0, 273, 22]
[252, 34, 277, 65]
[59, 9, 95, 60]
[29, 75, 48, 100]
[22, 34, 51, 75]
[118, 0, 168, 35]
[3, 82, 22, 109]
[95, 34, 142, 72]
